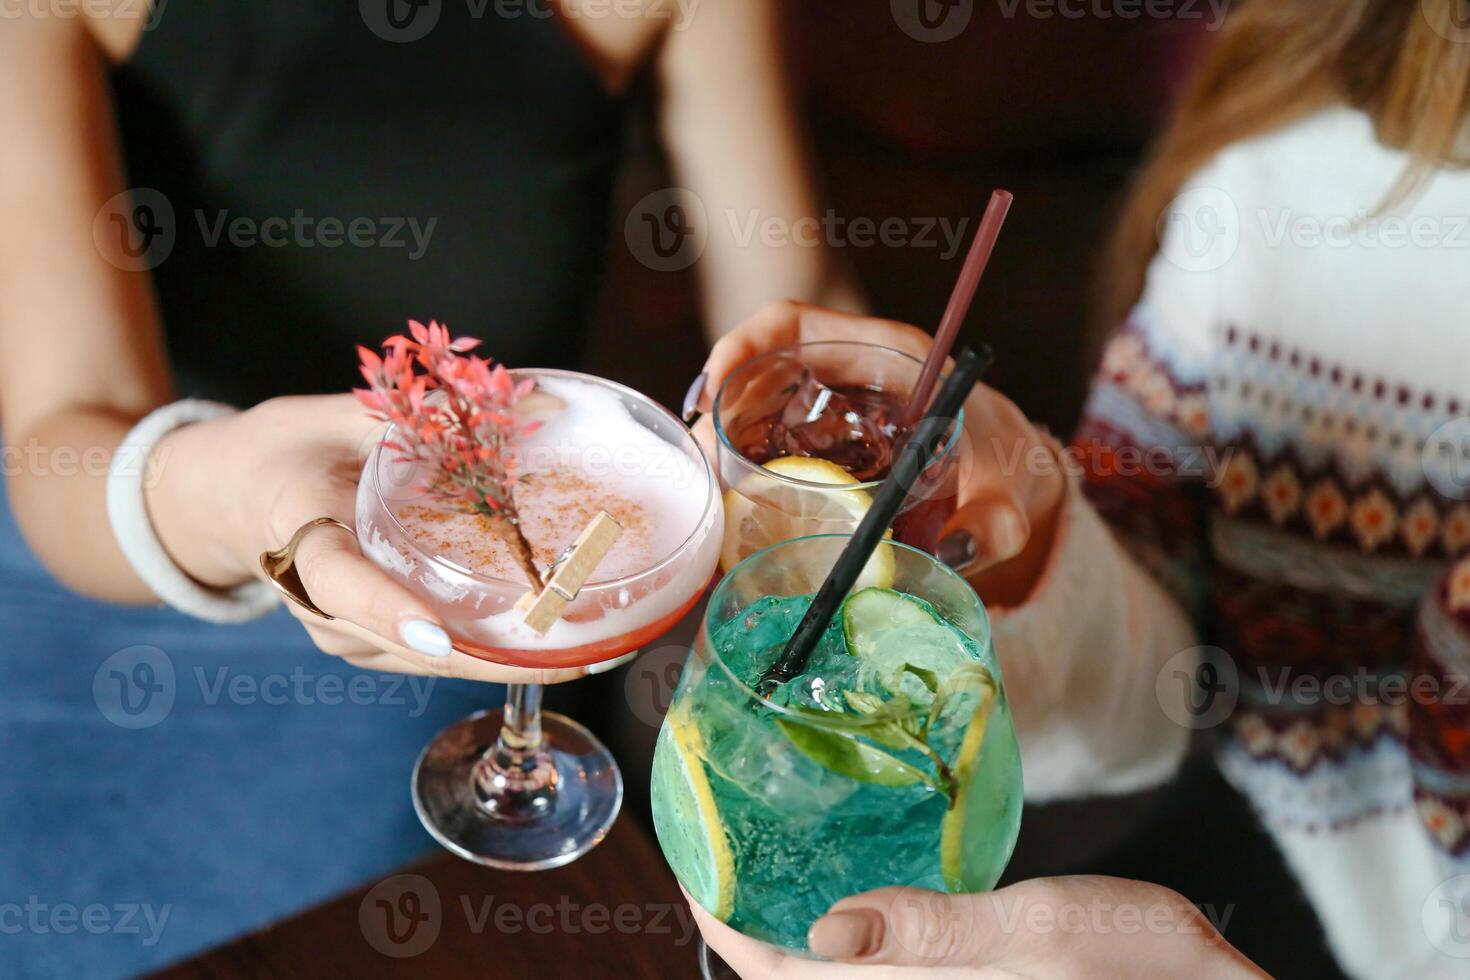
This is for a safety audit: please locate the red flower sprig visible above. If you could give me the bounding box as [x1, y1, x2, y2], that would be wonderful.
[356, 319, 545, 589]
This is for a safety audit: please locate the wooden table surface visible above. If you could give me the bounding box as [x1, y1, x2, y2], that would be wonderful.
[151, 817, 701, 979]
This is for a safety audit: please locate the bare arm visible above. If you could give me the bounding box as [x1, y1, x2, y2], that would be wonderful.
[653, 0, 864, 337]
[0, 16, 173, 602]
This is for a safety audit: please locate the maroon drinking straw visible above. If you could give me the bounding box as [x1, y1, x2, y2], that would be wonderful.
[900, 189, 1014, 427]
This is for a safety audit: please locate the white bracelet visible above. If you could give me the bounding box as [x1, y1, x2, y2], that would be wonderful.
[107, 399, 281, 624]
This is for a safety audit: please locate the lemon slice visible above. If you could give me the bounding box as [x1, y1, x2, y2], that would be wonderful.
[650, 708, 736, 920]
[720, 455, 894, 589]
[940, 683, 997, 890]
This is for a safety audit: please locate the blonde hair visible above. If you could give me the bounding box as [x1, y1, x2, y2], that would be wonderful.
[1106, 0, 1470, 324]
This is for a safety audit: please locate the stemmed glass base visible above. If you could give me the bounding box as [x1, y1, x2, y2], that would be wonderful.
[699, 940, 740, 979]
[412, 705, 623, 870]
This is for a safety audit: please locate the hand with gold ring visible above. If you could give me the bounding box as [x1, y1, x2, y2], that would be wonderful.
[144, 393, 593, 685]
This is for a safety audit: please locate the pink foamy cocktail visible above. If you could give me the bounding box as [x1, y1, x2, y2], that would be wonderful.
[357, 370, 721, 670]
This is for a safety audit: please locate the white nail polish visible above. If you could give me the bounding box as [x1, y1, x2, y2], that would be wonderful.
[401, 620, 452, 657]
[681, 372, 708, 423]
[587, 650, 639, 675]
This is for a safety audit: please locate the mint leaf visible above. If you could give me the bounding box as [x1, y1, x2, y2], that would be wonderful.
[926, 662, 994, 737]
[902, 663, 940, 694]
[843, 690, 887, 715]
[839, 691, 926, 747]
[775, 718, 936, 790]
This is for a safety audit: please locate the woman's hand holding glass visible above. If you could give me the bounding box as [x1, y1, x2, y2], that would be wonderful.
[694, 300, 1070, 607]
[694, 876, 1266, 978]
[144, 393, 588, 684]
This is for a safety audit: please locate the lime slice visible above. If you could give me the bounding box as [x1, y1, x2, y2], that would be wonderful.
[940, 684, 997, 889]
[720, 456, 895, 590]
[842, 587, 940, 654]
[650, 709, 736, 920]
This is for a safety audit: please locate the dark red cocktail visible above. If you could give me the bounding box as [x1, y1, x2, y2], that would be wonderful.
[713, 343, 960, 572]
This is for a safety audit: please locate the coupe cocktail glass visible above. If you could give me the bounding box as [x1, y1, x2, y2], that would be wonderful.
[358, 369, 721, 869]
[651, 534, 1021, 954]
[714, 342, 962, 572]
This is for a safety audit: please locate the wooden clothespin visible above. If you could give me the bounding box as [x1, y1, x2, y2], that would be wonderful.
[515, 511, 623, 635]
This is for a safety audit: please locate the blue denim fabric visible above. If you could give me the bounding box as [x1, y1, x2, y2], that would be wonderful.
[0, 485, 496, 977]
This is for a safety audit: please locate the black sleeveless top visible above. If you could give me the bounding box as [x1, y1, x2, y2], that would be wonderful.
[110, 3, 627, 404]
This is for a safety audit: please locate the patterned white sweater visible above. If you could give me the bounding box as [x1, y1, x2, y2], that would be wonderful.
[991, 106, 1470, 978]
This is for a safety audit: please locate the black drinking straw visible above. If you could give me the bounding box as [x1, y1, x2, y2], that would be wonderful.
[757, 344, 996, 696]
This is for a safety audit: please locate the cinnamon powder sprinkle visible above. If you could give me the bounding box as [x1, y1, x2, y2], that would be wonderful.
[399, 465, 654, 578]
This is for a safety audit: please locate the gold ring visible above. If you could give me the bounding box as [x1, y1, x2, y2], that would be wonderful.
[259, 517, 356, 620]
